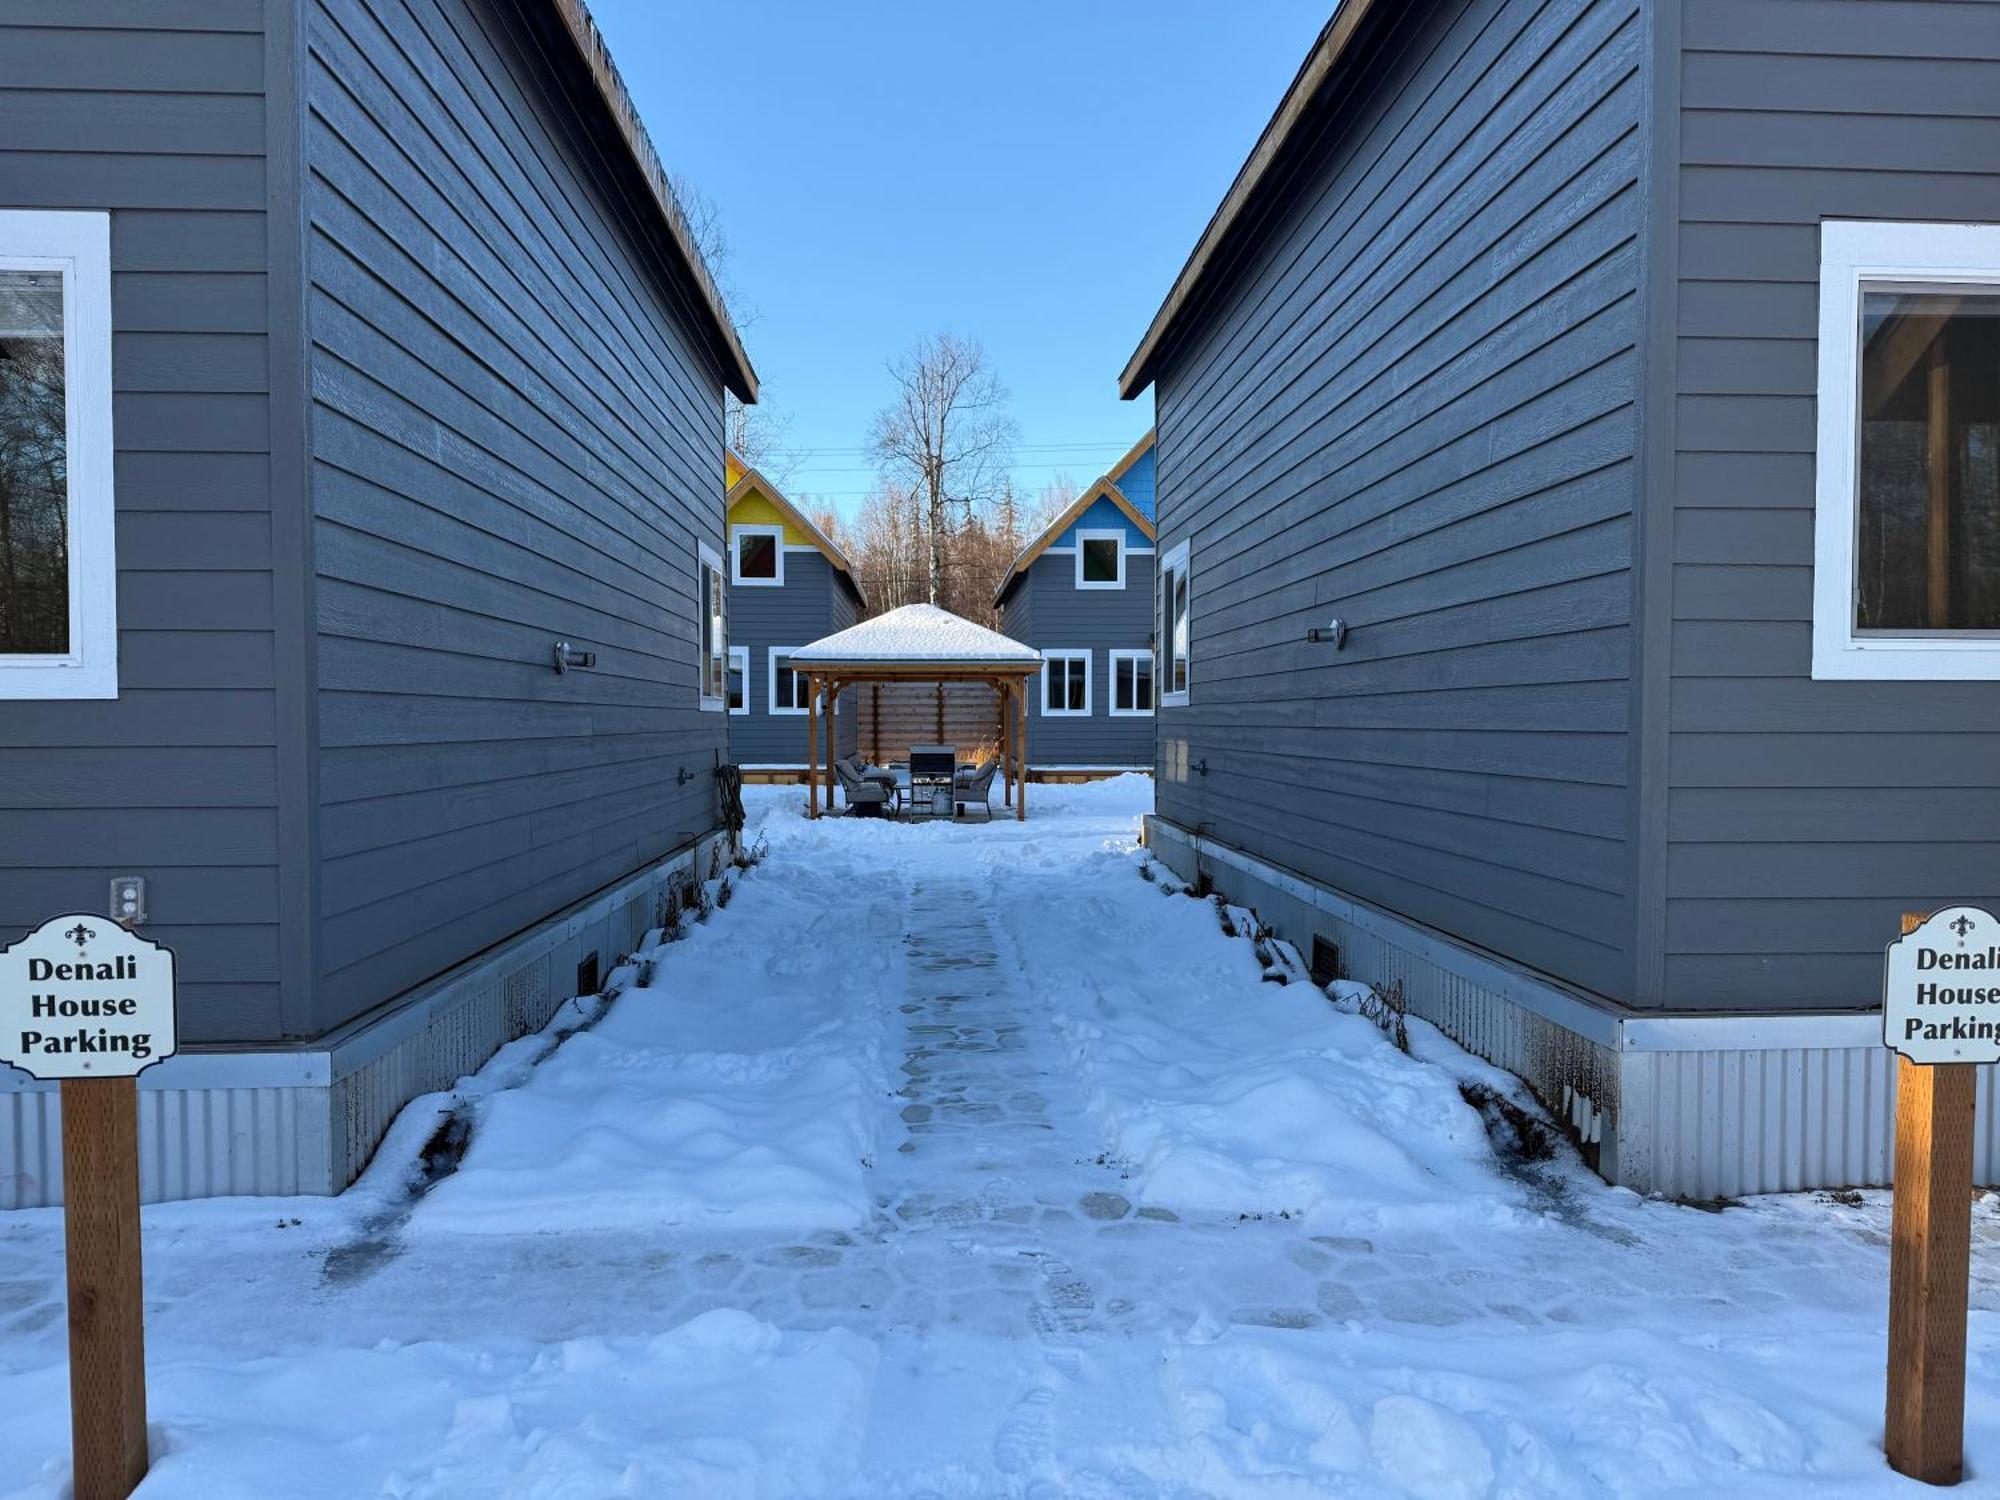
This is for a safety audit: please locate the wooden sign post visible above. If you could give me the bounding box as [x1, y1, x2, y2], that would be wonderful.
[0, 915, 178, 1500]
[1882, 906, 1995, 1486]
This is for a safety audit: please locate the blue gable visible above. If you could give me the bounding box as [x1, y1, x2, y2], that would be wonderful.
[1054, 493, 1152, 552]
[1116, 445, 1156, 520]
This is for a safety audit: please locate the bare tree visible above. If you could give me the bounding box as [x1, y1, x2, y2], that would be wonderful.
[671, 173, 799, 484]
[869, 333, 1017, 606]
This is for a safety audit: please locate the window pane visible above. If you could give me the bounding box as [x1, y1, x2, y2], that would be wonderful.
[737, 532, 777, 579]
[1172, 573, 1190, 691]
[1135, 655, 1153, 709]
[1857, 289, 2000, 632]
[726, 657, 744, 710]
[1082, 536, 1120, 583]
[1067, 661, 1086, 711]
[1114, 656, 1132, 710]
[0, 269, 67, 655]
[776, 658, 795, 709]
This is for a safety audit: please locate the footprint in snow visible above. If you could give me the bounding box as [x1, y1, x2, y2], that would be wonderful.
[993, 1385, 1056, 1475]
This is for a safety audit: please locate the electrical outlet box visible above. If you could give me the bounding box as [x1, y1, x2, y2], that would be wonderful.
[109, 875, 147, 926]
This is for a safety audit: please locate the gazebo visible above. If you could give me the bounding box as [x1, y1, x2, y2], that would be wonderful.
[788, 604, 1044, 820]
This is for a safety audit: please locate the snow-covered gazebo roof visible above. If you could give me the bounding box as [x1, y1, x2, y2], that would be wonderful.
[790, 604, 1042, 671]
[787, 606, 1044, 821]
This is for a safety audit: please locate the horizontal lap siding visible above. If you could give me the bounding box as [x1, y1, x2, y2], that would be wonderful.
[304, 0, 727, 1031]
[1024, 554, 1154, 767]
[1664, 0, 2000, 1009]
[1152, 0, 1644, 999]
[729, 554, 851, 766]
[0, 6, 282, 1042]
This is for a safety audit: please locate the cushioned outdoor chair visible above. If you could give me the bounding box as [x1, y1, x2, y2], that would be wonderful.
[828, 756, 900, 816]
[832, 757, 889, 816]
[954, 758, 999, 820]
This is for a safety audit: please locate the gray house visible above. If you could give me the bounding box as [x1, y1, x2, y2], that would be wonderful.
[724, 451, 863, 773]
[1123, 0, 2000, 1197]
[994, 432, 1158, 775]
[0, 0, 754, 1205]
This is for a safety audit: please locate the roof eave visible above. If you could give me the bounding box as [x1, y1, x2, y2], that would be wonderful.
[543, 0, 759, 402]
[1117, 0, 1381, 399]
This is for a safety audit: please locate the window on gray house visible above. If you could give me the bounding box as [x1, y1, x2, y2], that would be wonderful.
[1043, 652, 1089, 714]
[1081, 535, 1121, 584]
[0, 269, 67, 656]
[1112, 651, 1153, 713]
[736, 530, 778, 581]
[1857, 290, 2000, 633]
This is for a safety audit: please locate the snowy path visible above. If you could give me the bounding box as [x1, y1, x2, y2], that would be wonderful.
[1, 778, 1999, 1496]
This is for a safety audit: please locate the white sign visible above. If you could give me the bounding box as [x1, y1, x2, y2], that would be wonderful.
[1884, 906, 2000, 1066]
[0, 916, 177, 1080]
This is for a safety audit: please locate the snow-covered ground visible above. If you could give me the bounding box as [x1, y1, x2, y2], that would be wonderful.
[2, 775, 1998, 1496]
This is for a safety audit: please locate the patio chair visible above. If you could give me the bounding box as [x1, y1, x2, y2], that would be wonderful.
[954, 758, 998, 820]
[832, 755, 896, 816]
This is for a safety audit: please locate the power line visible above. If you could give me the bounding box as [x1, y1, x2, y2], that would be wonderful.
[781, 439, 1141, 457]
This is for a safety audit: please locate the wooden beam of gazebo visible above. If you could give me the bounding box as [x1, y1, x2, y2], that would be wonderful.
[787, 604, 1045, 823]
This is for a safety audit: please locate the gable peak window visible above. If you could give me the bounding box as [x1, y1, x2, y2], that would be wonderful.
[0, 210, 115, 700]
[1076, 529, 1126, 590]
[1042, 649, 1091, 716]
[1816, 222, 2000, 679]
[732, 523, 784, 586]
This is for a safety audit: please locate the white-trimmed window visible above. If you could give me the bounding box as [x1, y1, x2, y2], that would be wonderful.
[0, 210, 115, 700]
[1815, 221, 2000, 679]
[1109, 648, 1154, 716]
[768, 646, 813, 715]
[1041, 649, 1091, 716]
[1159, 539, 1190, 705]
[1075, 528, 1126, 589]
[726, 645, 748, 714]
[697, 541, 727, 709]
[731, 523, 784, 587]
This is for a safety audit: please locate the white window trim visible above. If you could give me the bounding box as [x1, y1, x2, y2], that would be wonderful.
[1108, 648, 1155, 717]
[768, 645, 809, 716]
[731, 523, 785, 587]
[1074, 529, 1127, 590]
[1160, 539, 1191, 707]
[697, 540, 726, 711]
[0, 210, 116, 700]
[1040, 648, 1092, 717]
[726, 644, 749, 715]
[1814, 220, 2000, 680]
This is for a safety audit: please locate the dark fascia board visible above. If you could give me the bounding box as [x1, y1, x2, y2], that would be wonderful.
[527, 0, 759, 402]
[1117, 0, 1384, 399]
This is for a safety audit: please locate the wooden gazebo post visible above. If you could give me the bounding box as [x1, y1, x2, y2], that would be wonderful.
[806, 672, 820, 819]
[1016, 677, 1029, 821]
[999, 680, 1013, 809]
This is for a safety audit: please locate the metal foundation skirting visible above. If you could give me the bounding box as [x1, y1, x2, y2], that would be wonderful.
[0, 831, 734, 1209]
[1145, 816, 2000, 1198]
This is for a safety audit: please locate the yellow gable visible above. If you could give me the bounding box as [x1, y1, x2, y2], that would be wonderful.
[724, 452, 745, 488]
[728, 486, 811, 547]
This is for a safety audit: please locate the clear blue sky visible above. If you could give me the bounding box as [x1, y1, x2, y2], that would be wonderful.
[586, 0, 1331, 517]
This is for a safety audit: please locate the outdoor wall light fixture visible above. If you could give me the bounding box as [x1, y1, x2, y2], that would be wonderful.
[1306, 618, 1349, 649]
[677, 767, 696, 786]
[553, 640, 597, 673]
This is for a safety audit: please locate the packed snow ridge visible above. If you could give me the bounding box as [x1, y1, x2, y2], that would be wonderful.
[0, 775, 1995, 1496]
